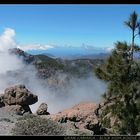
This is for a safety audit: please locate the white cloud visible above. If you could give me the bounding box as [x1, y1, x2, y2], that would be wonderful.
[3, 28, 15, 37]
[0, 28, 16, 51]
[18, 44, 54, 51]
[0, 27, 54, 52]
[105, 47, 114, 52]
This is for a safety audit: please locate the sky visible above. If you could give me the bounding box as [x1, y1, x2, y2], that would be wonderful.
[0, 4, 140, 55]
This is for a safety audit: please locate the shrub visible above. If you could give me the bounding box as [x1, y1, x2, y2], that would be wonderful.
[12, 114, 66, 136]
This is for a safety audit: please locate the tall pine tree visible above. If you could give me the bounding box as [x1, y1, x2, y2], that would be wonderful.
[95, 41, 140, 134]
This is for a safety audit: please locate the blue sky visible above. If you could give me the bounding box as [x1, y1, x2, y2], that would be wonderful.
[0, 4, 140, 53]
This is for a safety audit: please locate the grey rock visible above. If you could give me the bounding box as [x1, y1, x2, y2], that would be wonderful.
[36, 103, 50, 115]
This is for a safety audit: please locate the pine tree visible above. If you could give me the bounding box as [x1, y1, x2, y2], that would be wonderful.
[124, 11, 140, 60]
[95, 11, 140, 134]
[95, 41, 140, 135]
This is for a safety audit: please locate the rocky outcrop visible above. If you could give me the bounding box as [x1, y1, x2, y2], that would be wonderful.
[45, 102, 106, 135]
[3, 85, 38, 106]
[94, 97, 122, 134]
[9, 48, 35, 64]
[0, 85, 38, 115]
[36, 103, 50, 115]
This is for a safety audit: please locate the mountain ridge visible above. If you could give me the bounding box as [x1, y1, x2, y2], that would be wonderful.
[9, 48, 105, 79]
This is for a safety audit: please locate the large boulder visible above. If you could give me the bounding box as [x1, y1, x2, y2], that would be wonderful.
[36, 103, 50, 115]
[2, 85, 38, 106]
[0, 85, 38, 115]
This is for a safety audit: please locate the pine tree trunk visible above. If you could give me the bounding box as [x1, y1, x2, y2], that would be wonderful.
[131, 30, 135, 60]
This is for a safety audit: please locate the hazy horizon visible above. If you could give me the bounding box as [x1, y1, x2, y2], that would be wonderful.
[26, 45, 111, 57]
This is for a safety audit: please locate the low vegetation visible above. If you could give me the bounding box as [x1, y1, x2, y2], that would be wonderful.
[12, 114, 66, 136]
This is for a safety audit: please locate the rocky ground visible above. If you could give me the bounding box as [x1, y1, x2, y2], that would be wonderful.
[0, 101, 98, 135]
[0, 84, 38, 135]
[0, 108, 20, 135]
[0, 84, 108, 136]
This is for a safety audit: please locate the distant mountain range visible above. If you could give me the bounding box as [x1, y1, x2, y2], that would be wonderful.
[26, 46, 111, 60]
[42, 52, 110, 60]
[42, 53, 57, 59]
[41, 50, 140, 60]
